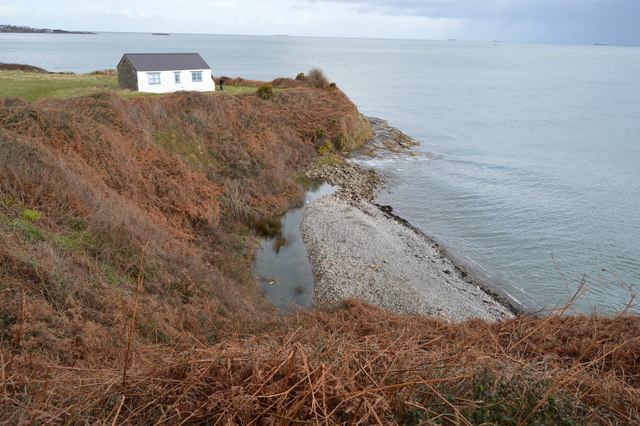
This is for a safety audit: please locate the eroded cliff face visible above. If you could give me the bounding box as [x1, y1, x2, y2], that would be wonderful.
[0, 84, 372, 363]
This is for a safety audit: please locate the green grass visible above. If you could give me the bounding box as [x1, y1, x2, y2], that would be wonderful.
[0, 70, 119, 102]
[0, 70, 276, 102]
[11, 218, 43, 240]
[217, 85, 263, 95]
[53, 228, 95, 252]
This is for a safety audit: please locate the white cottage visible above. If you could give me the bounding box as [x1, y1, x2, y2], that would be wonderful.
[117, 53, 215, 93]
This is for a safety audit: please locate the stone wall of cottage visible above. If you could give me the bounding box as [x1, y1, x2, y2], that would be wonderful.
[117, 58, 138, 91]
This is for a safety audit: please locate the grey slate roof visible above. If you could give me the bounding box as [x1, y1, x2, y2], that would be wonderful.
[121, 53, 211, 72]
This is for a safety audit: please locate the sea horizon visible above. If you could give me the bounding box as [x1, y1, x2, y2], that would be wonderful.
[4, 25, 640, 48]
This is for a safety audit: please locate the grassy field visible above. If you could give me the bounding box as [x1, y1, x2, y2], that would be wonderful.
[0, 70, 261, 101]
[0, 70, 120, 101]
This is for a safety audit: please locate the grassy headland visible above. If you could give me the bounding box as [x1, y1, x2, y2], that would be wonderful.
[0, 69, 120, 101]
[0, 66, 265, 101]
[0, 69, 638, 423]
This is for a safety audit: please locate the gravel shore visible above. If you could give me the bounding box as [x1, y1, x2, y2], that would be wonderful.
[300, 118, 515, 322]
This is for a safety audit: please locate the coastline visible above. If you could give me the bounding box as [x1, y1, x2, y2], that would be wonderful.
[301, 118, 525, 321]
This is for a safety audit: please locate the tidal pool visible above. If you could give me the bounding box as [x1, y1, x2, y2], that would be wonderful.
[254, 181, 336, 312]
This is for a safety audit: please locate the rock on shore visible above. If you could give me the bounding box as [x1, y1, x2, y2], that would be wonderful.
[301, 119, 514, 322]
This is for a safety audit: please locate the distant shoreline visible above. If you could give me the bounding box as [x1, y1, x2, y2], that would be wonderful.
[0, 24, 95, 35]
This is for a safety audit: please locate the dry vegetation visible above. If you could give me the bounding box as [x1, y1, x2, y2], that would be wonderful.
[0, 81, 370, 358]
[0, 74, 638, 424]
[3, 301, 639, 423]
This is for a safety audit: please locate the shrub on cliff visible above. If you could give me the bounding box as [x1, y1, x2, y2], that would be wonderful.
[256, 84, 274, 100]
[306, 67, 330, 89]
[318, 140, 333, 155]
[333, 132, 346, 151]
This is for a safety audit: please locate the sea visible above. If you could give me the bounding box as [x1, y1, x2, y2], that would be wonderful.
[2, 32, 639, 314]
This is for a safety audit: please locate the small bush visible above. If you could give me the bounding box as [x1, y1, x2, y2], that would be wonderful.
[312, 128, 327, 146]
[1, 198, 17, 208]
[313, 128, 327, 139]
[329, 82, 337, 88]
[333, 132, 346, 151]
[318, 141, 334, 155]
[22, 208, 43, 222]
[295, 72, 306, 81]
[306, 68, 330, 89]
[222, 180, 257, 220]
[256, 84, 274, 100]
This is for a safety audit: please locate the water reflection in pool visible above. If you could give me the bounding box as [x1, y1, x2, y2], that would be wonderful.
[254, 181, 336, 312]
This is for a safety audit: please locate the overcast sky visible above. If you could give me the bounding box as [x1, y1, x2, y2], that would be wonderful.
[2, 0, 639, 45]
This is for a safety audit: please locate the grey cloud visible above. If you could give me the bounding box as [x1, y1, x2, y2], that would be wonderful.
[319, 0, 639, 21]
[315, 0, 640, 44]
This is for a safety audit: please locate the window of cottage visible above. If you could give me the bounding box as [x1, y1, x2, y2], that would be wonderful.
[148, 72, 161, 84]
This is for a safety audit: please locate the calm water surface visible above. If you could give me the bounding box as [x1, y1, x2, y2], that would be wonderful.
[254, 182, 335, 312]
[2, 33, 638, 313]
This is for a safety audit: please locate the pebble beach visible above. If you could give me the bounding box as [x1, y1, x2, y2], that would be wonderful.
[300, 118, 518, 322]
